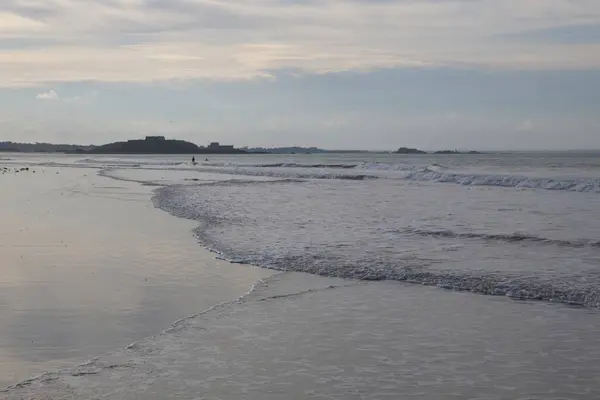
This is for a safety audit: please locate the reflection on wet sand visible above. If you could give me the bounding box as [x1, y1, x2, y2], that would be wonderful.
[0, 166, 270, 387]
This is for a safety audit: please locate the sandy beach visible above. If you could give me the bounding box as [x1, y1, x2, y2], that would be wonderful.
[0, 163, 271, 387]
[3, 0, 600, 396]
[2, 155, 600, 399]
[5, 272, 600, 399]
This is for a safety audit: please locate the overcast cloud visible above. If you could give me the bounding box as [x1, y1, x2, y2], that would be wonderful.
[1, 0, 599, 149]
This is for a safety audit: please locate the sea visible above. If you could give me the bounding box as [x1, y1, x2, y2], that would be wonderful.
[90, 151, 600, 304]
[2, 151, 600, 399]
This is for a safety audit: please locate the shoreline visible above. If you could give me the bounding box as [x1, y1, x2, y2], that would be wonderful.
[0, 164, 272, 388]
[152, 180, 600, 308]
[3, 272, 280, 392]
[6, 273, 600, 399]
[4, 157, 600, 398]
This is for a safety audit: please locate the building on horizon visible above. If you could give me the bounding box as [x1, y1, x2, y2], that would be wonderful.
[208, 142, 234, 151]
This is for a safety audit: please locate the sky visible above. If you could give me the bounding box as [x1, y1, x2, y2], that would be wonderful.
[1, 0, 600, 150]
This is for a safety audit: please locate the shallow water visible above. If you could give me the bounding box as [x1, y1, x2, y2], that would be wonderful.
[2, 152, 600, 398]
[136, 152, 600, 306]
[0, 165, 270, 387]
[7, 152, 600, 306]
[5, 273, 600, 399]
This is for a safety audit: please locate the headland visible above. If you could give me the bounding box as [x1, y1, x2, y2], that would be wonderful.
[89, 137, 246, 154]
[0, 137, 246, 155]
[395, 147, 482, 154]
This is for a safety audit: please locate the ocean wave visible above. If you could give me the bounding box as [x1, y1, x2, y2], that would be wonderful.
[401, 228, 600, 248]
[189, 166, 379, 181]
[94, 163, 380, 181]
[187, 233, 600, 308]
[355, 162, 415, 171]
[77, 158, 184, 167]
[242, 162, 600, 191]
[153, 185, 600, 308]
[255, 163, 358, 169]
[350, 162, 600, 193]
[83, 158, 600, 192]
[404, 170, 600, 192]
[193, 244, 600, 308]
[200, 162, 234, 167]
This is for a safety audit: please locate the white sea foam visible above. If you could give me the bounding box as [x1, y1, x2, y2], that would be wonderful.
[176, 163, 600, 192]
[403, 170, 600, 192]
[152, 170, 600, 307]
[4, 152, 600, 398]
[68, 153, 600, 193]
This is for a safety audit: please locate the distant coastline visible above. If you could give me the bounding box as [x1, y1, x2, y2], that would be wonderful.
[0, 137, 248, 155]
[89, 137, 247, 154]
[395, 147, 482, 155]
[0, 139, 494, 155]
[0, 139, 362, 155]
[0, 139, 372, 155]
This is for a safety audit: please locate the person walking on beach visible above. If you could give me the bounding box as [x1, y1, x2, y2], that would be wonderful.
[192, 156, 195, 164]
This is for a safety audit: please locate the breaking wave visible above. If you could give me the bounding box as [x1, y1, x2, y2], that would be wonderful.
[206, 251, 600, 307]
[77, 158, 184, 167]
[255, 163, 358, 169]
[200, 162, 600, 193]
[75, 157, 600, 193]
[401, 228, 600, 248]
[187, 165, 380, 181]
[153, 183, 600, 308]
[403, 170, 600, 192]
[356, 162, 416, 171]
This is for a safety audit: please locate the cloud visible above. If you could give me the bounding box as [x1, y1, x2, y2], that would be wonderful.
[35, 89, 58, 100]
[34, 88, 98, 103]
[0, 11, 44, 33]
[1, 0, 600, 87]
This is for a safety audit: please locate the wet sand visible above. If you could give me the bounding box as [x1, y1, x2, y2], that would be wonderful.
[0, 166, 271, 387]
[4, 273, 600, 399]
[3, 163, 600, 399]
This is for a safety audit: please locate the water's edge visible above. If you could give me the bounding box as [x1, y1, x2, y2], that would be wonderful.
[151, 184, 600, 308]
